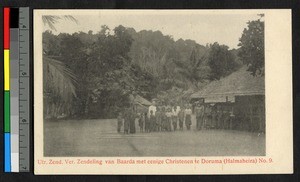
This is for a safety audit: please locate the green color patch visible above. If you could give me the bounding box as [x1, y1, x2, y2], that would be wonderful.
[4, 91, 10, 132]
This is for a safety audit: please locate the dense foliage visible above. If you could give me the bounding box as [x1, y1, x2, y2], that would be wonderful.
[44, 20, 264, 119]
[238, 18, 264, 76]
[208, 42, 239, 80]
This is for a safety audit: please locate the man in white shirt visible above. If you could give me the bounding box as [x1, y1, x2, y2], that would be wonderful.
[148, 100, 157, 118]
[172, 105, 181, 116]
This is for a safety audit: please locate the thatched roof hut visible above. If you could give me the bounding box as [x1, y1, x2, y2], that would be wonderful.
[129, 94, 152, 113]
[132, 94, 152, 106]
[191, 66, 264, 103]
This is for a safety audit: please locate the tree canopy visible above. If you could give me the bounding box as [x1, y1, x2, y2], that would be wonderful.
[208, 42, 240, 80]
[44, 21, 259, 119]
[238, 18, 264, 76]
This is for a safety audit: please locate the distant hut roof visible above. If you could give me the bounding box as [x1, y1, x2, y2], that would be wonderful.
[129, 94, 152, 106]
[191, 66, 264, 103]
[129, 94, 152, 113]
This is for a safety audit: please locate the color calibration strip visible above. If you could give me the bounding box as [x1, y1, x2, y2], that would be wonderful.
[4, 7, 11, 172]
[3, 7, 30, 172]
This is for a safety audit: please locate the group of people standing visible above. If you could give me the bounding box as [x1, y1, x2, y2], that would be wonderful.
[194, 103, 235, 130]
[117, 102, 194, 134]
[117, 100, 264, 134]
[117, 108, 137, 134]
[138, 105, 193, 133]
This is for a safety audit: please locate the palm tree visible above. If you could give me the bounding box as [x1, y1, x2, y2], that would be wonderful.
[42, 15, 78, 118]
[42, 15, 77, 31]
[173, 49, 210, 89]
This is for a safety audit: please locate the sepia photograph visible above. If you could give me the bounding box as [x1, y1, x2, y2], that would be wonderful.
[34, 9, 292, 174]
[41, 11, 265, 157]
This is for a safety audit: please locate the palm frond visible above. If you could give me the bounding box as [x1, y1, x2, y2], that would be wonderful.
[44, 56, 78, 103]
[42, 16, 61, 31]
[42, 15, 78, 31]
[63, 15, 78, 24]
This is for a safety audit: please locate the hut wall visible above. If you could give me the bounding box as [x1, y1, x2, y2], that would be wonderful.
[234, 95, 265, 132]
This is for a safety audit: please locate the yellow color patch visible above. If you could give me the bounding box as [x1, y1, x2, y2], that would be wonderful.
[4, 49, 10, 91]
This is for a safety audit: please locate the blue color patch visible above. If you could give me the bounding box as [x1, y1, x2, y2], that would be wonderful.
[4, 133, 11, 172]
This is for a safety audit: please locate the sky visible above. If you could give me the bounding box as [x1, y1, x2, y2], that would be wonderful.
[43, 11, 260, 49]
